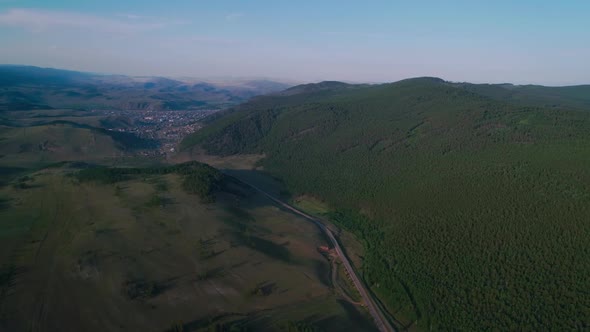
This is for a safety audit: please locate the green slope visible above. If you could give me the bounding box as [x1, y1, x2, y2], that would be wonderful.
[182, 78, 590, 330]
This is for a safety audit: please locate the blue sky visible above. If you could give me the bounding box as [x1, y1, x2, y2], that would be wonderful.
[0, 1, 589, 85]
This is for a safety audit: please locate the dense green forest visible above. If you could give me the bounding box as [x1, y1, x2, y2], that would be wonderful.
[182, 78, 590, 330]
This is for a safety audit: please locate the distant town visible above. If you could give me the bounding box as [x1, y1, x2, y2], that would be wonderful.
[89, 108, 220, 156]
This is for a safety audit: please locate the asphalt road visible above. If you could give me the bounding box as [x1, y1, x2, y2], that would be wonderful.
[237, 180, 396, 332]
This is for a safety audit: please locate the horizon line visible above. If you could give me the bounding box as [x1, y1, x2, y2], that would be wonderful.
[1, 63, 588, 88]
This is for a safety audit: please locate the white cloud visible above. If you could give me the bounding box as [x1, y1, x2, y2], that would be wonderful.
[225, 13, 244, 21]
[0, 8, 184, 33]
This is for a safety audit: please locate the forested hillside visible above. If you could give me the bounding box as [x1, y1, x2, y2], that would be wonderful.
[182, 78, 590, 330]
[454, 82, 590, 110]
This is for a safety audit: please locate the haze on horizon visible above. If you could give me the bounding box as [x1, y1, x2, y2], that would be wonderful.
[0, 0, 589, 86]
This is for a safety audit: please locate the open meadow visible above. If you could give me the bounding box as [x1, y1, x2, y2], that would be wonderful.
[0, 164, 375, 331]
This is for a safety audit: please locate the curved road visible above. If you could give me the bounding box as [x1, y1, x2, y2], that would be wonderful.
[234, 179, 396, 332]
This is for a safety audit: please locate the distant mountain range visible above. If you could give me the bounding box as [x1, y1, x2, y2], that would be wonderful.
[0, 65, 292, 112]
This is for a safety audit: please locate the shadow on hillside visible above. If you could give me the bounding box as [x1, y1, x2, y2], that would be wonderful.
[313, 259, 331, 287]
[217, 168, 300, 215]
[0, 197, 12, 211]
[220, 168, 291, 200]
[0, 166, 28, 187]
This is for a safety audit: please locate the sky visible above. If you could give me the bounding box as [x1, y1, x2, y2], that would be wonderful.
[0, 1, 589, 85]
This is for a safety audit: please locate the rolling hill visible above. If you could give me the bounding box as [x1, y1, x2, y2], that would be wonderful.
[0, 162, 375, 331]
[0, 65, 292, 112]
[182, 77, 590, 330]
[0, 121, 155, 173]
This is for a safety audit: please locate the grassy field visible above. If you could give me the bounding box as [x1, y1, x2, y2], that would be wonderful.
[0, 107, 160, 186]
[0, 165, 376, 331]
[0, 124, 124, 168]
